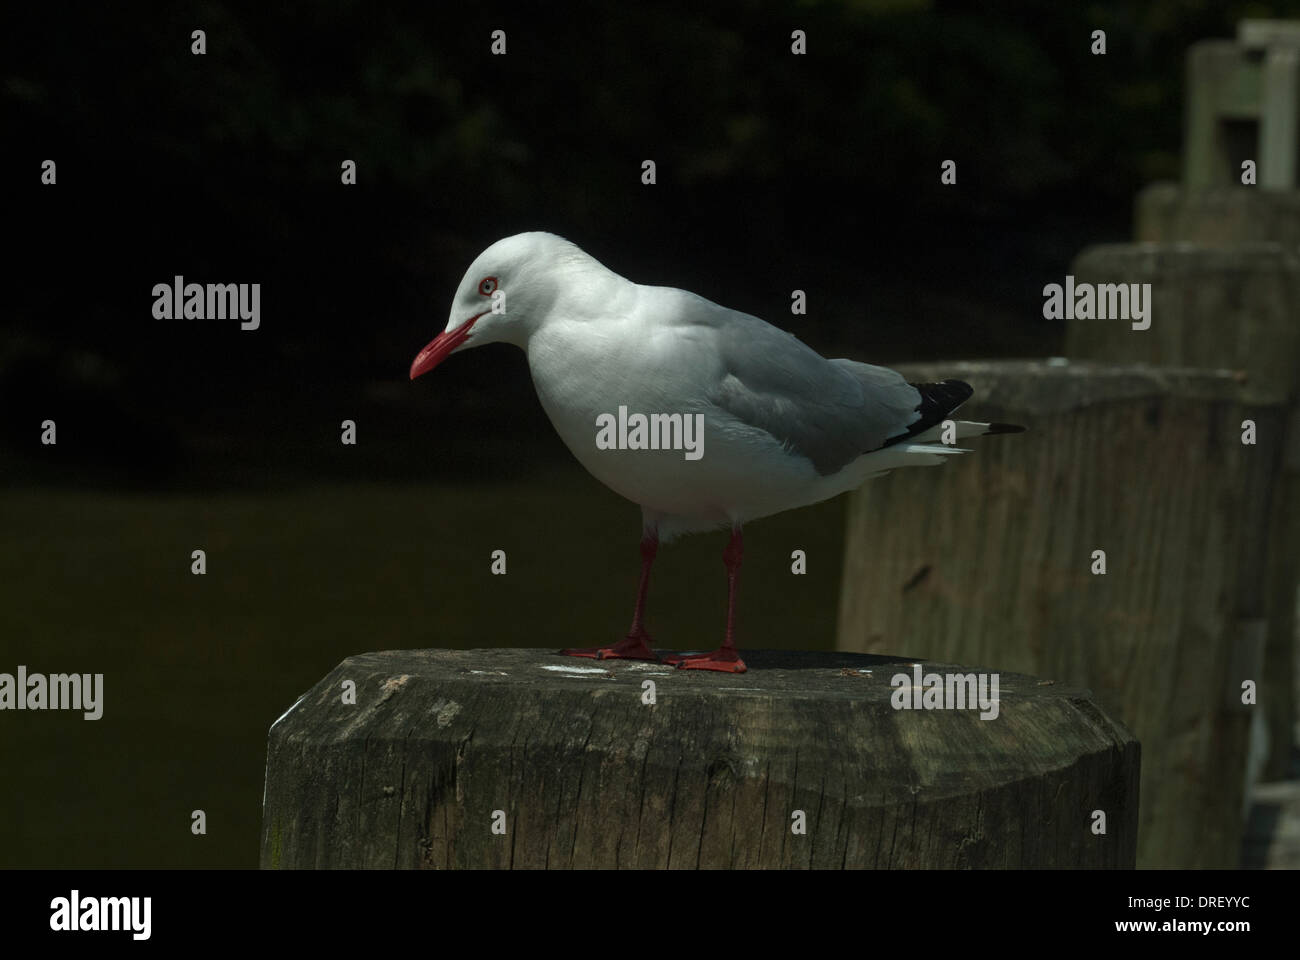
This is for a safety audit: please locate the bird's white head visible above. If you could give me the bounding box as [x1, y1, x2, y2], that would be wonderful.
[409, 231, 593, 380]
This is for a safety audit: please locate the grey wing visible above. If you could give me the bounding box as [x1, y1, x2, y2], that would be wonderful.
[704, 308, 923, 475]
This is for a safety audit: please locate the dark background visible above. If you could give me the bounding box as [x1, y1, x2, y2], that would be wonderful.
[1, 0, 1289, 866]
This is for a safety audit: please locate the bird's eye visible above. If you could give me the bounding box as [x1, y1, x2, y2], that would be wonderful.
[478, 277, 497, 296]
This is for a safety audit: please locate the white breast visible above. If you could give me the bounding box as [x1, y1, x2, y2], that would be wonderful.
[524, 305, 851, 535]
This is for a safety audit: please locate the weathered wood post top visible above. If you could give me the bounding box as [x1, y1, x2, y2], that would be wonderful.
[262, 648, 1139, 869]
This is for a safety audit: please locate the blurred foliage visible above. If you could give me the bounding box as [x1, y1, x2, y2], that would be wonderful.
[8, 1, 1273, 209]
[5, 0, 1299, 484]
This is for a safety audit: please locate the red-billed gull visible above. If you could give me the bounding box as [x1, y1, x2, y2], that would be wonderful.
[410, 232, 1022, 672]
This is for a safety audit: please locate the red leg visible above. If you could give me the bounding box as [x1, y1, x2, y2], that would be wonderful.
[664, 527, 747, 673]
[560, 533, 661, 661]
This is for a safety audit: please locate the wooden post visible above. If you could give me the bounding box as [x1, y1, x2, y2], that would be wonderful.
[1067, 244, 1300, 786]
[1136, 182, 1300, 247]
[261, 648, 1139, 868]
[1185, 22, 1300, 191]
[1067, 245, 1300, 403]
[836, 361, 1280, 868]
[1078, 23, 1300, 785]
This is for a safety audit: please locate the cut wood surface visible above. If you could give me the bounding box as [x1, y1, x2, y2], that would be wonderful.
[261, 647, 1139, 869]
[837, 360, 1276, 868]
[1068, 243, 1300, 404]
[1136, 183, 1300, 249]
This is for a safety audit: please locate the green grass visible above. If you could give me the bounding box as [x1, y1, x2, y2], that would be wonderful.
[0, 466, 846, 867]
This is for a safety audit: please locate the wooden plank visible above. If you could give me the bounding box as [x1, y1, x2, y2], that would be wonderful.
[837, 360, 1273, 868]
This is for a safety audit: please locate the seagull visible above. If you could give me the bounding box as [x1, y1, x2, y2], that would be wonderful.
[410, 232, 1022, 672]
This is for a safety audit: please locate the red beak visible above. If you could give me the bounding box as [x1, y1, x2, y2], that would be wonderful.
[409, 313, 485, 380]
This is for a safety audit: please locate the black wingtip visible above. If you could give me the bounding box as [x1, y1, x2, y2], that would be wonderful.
[878, 379, 976, 450]
[909, 379, 975, 423]
[985, 422, 1026, 435]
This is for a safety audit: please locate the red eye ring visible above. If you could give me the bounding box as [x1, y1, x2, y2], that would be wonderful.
[478, 276, 498, 296]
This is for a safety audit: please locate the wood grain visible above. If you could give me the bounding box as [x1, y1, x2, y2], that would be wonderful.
[261, 647, 1138, 869]
[1068, 244, 1299, 784]
[837, 360, 1277, 868]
